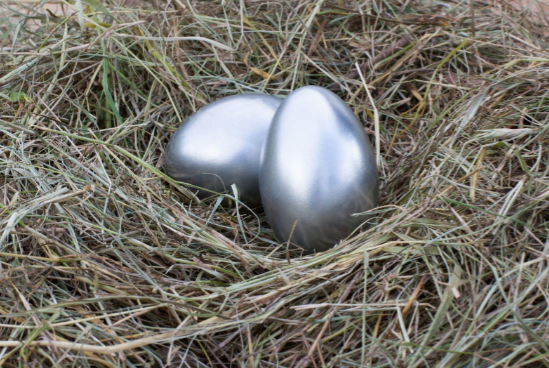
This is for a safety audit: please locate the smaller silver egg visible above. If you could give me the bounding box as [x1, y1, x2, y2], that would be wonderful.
[165, 94, 281, 207]
[260, 86, 379, 253]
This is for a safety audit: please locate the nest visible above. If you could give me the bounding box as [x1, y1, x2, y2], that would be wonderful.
[1, 0, 549, 366]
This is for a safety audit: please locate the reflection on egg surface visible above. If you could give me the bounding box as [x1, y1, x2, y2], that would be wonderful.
[260, 86, 379, 253]
[165, 94, 281, 208]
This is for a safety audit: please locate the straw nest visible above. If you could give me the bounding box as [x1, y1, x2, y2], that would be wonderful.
[1, 0, 549, 367]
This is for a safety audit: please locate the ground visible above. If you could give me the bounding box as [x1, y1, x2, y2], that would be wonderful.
[1, 0, 549, 367]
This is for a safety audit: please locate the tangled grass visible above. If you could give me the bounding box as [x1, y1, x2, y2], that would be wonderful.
[2, 0, 549, 366]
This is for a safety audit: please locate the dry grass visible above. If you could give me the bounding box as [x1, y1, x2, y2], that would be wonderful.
[1, 0, 549, 367]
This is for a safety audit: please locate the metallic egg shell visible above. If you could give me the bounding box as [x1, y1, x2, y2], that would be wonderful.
[165, 94, 282, 208]
[259, 86, 379, 253]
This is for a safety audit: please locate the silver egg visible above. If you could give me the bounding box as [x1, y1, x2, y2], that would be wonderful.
[259, 86, 379, 253]
[165, 94, 282, 208]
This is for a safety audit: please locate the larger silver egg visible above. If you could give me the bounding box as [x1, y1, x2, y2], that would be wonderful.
[260, 86, 379, 253]
[165, 94, 281, 208]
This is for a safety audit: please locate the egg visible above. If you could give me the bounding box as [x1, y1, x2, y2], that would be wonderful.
[259, 86, 379, 253]
[165, 94, 281, 208]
